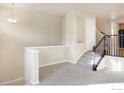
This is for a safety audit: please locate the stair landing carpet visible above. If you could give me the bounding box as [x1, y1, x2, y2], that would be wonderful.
[39, 62, 124, 85]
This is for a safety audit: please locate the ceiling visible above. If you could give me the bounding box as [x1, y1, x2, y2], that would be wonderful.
[1, 3, 124, 20]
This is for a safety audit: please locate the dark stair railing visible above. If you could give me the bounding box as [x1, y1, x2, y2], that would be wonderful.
[105, 34, 124, 57]
[92, 35, 106, 71]
[92, 32, 124, 71]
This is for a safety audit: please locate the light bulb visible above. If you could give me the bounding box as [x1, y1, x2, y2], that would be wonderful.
[8, 3, 18, 24]
[8, 18, 17, 24]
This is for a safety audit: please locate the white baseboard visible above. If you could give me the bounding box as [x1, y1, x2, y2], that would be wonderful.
[68, 52, 85, 64]
[39, 60, 69, 68]
[30, 80, 39, 85]
[67, 59, 76, 64]
[0, 77, 24, 85]
[75, 51, 86, 62]
[67, 60, 76, 64]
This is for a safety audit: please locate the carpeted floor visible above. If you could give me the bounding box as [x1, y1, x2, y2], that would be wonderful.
[39, 62, 124, 85]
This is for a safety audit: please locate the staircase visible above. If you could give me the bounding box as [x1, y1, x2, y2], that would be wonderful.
[78, 51, 102, 70]
[77, 31, 106, 71]
[78, 31, 124, 71]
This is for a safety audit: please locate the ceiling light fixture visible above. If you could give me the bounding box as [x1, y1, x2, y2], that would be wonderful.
[8, 3, 18, 24]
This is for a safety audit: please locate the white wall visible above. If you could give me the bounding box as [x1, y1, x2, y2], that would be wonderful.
[61, 16, 65, 45]
[77, 16, 86, 43]
[32, 44, 87, 65]
[86, 16, 96, 50]
[68, 43, 87, 63]
[65, 11, 77, 45]
[0, 4, 61, 83]
[61, 13, 87, 45]
[38, 46, 68, 65]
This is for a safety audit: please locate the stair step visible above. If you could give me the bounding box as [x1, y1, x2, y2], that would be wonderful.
[78, 51, 102, 70]
[78, 62, 92, 69]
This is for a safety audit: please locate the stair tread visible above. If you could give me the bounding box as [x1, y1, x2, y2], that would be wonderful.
[78, 51, 102, 70]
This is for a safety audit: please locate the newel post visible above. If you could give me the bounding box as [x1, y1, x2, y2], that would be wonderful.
[25, 48, 40, 85]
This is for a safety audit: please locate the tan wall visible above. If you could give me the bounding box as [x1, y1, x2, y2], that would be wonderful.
[96, 18, 111, 34]
[0, 4, 61, 83]
[96, 18, 111, 43]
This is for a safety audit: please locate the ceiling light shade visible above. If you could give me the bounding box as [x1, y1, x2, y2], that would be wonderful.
[8, 3, 18, 24]
[8, 18, 17, 24]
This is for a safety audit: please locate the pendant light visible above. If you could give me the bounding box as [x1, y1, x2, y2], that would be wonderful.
[8, 3, 18, 24]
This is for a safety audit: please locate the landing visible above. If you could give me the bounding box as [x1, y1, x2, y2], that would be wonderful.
[39, 62, 124, 85]
[98, 55, 124, 71]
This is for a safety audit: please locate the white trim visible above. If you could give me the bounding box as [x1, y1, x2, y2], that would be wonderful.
[30, 80, 39, 85]
[67, 51, 86, 64]
[75, 52, 86, 62]
[39, 60, 69, 68]
[0, 77, 24, 85]
[25, 43, 85, 49]
[68, 60, 76, 64]
[25, 45, 68, 49]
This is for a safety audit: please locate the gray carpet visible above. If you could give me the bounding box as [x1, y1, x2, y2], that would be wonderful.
[39, 62, 124, 85]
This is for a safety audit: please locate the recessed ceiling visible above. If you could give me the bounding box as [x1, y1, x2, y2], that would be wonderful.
[1, 3, 124, 20]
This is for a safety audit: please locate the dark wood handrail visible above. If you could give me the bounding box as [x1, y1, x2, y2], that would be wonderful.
[94, 34, 124, 52]
[93, 33, 124, 71]
[106, 34, 124, 36]
[92, 35, 106, 71]
[99, 31, 106, 35]
[95, 36, 105, 50]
